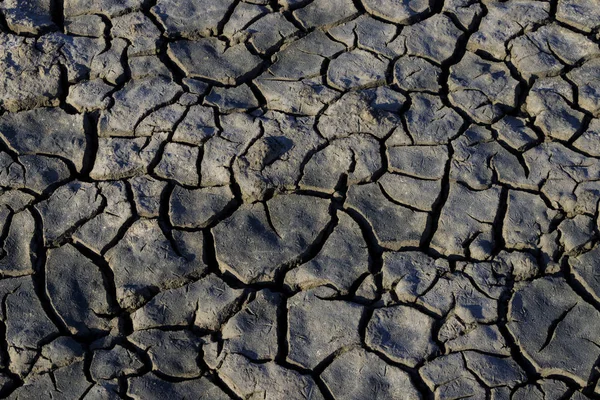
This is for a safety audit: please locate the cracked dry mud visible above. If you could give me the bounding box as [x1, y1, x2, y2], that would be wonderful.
[0, 0, 599, 399]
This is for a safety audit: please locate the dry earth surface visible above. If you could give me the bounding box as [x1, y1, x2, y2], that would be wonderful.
[0, 0, 599, 398]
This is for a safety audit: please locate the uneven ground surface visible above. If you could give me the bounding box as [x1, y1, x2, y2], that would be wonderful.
[0, 0, 599, 398]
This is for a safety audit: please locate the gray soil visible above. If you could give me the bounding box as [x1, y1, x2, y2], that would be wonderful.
[0, 0, 600, 398]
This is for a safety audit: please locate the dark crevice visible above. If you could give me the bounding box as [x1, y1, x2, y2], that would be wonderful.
[491, 186, 509, 256]
[28, 207, 71, 337]
[1, 1, 599, 397]
[49, 0, 65, 31]
[80, 111, 99, 179]
[421, 142, 453, 250]
[538, 303, 576, 353]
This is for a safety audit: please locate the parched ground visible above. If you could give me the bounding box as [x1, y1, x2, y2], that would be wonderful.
[0, 0, 599, 398]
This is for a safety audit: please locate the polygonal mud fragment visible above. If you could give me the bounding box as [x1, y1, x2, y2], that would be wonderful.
[131, 274, 243, 331]
[394, 56, 442, 92]
[0, 34, 61, 112]
[172, 105, 218, 145]
[151, 0, 236, 38]
[3, 0, 599, 392]
[442, 0, 483, 30]
[201, 113, 262, 187]
[267, 31, 345, 80]
[128, 375, 229, 400]
[400, 14, 463, 64]
[90, 133, 166, 180]
[0, 154, 25, 190]
[205, 84, 260, 113]
[322, 348, 421, 400]
[328, 15, 401, 58]
[36, 33, 104, 83]
[327, 49, 388, 90]
[420, 352, 486, 399]
[509, 276, 600, 385]
[218, 353, 324, 400]
[509, 24, 600, 82]
[558, 215, 595, 254]
[346, 182, 429, 249]
[128, 329, 203, 378]
[90, 345, 144, 381]
[287, 288, 362, 369]
[168, 38, 262, 85]
[525, 76, 584, 141]
[155, 142, 200, 187]
[82, 382, 121, 400]
[439, 316, 510, 355]
[292, 0, 357, 29]
[568, 58, 600, 117]
[234, 116, 325, 201]
[64, 0, 144, 17]
[0, 108, 86, 171]
[105, 219, 207, 309]
[98, 77, 182, 137]
[89, 38, 127, 85]
[128, 55, 173, 81]
[244, 13, 297, 54]
[221, 290, 281, 361]
[387, 144, 448, 180]
[556, 0, 600, 32]
[449, 52, 520, 124]
[503, 190, 558, 250]
[66, 79, 112, 112]
[285, 212, 369, 294]
[73, 180, 133, 254]
[256, 77, 337, 116]
[31, 336, 85, 375]
[366, 305, 438, 367]
[459, 257, 514, 301]
[129, 175, 167, 218]
[423, 351, 526, 394]
[213, 195, 331, 284]
[46, 244, 113, 335]
[170, 185, 235, 228]
[467, 352, 527, 388]
[318, 86, 406, 140]
[404, 93, 463, 144]
[9, 361, 90, 399]
[381, 251, 450, 303]
[0, 191, 34, 228]
[379, 173, 441, 212]
[420, 272, 500, 323]
[35, 181, 103, 246]
[451, 124, 526, 190]
[224, 2, 269, 35]
[570, 245, 600, 304]
[496, 250, 540, 282]
[492, 116, 538, 151]
[1, 277, 59, 377]
[111, 12, 160, 57]
[299, 134, 382, 193]
[64, 14, 105, 37]
[362, 0, 430, 24]
[135, 94, 193, 135]
[468, 0, 550, 59]
[355, 274, 379, 302]
[0, 0, 53, 35]
[520, 142, 600, 213]
[431, 183, 500, 257]
[451, 126, 499, 189]
[0, 209, 35, 277]
[512, 379, 570, 400]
